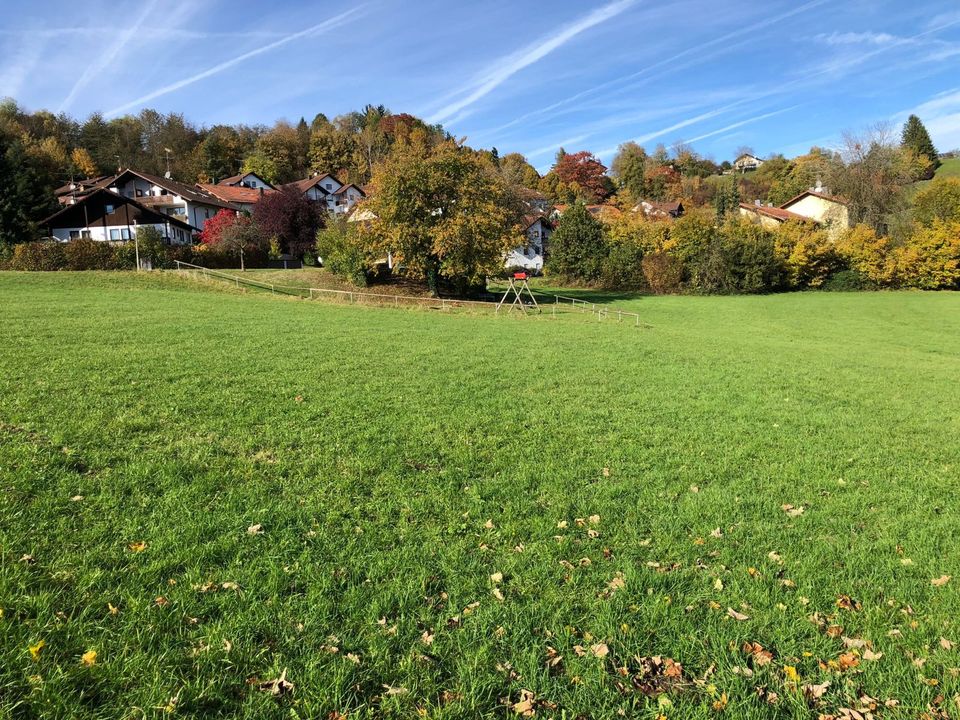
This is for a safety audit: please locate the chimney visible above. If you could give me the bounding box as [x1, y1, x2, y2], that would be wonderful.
[259, 187, 264, 196]
[754, 199, 761, 206]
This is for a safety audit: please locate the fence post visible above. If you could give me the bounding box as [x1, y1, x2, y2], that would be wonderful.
[618, 310, 622, 322]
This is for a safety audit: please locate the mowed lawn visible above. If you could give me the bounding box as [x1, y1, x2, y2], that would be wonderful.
[1, 272, 959, 719]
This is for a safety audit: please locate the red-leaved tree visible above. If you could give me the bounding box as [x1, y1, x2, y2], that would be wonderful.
[553, 151, 612, 203]
[253, 187, 324, 257]
[198, 209, 239, 245]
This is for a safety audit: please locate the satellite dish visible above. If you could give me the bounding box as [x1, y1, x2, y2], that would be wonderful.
[164, 170, 172, 179]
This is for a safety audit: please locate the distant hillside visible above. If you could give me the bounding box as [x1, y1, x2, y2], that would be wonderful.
[934, 156, 960, 179]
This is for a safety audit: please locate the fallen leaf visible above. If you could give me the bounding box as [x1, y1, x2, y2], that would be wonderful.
[803, 680, 830, 700]
[602, 467, 611, 477]
[512, 689, 536, 716]
[29, 640, 45, 661]
[836, 595, 862, 611]
[155, 596, 169, 607]
[588, 514, 601, 525]
[19, 554, 35, 564]
[70, 495, 84, 502]
[826, 625, 844, 638]
[490, 572, 503, 584]
[932, 575, 951, 587]
[81, 649, 97, 667]
[221, 582, 239, 591]
[690, 485, 700, 493]
[714, 578, 724, 591]
[842, 637, 868, 649]
[383, 684, 408, 696]
[492, 587, 505, 601]
[421, 630, 434, 646]
[247, 524, 263, 535]
[783, 665, 799, 682]
[557, 520, 568, 529]
[838, 652, 860, 670]
[712, 692, 728, 711]
[863, 649, 883, 661]
[128, 541, 147, 553]
[608, 573, 626, 592]
[258, 668, 294, 697]
[483, 519, 494, 529]
[591, 642, 609, 658]
[710, 527, 723, 538]
[768, 551, 783, 564]
[345, 653, 360, 664]
[107, 603, 119, 615]
[940, 637, 955, 651]
[781, 504, 805, 518]
[727, 607, 750, 621]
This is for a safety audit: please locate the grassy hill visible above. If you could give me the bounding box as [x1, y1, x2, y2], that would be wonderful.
[934, 156, 960, 179]
[2, 272, 959, 718]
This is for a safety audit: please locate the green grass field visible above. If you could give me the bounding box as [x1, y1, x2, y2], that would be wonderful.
[1, 272, 959, 719]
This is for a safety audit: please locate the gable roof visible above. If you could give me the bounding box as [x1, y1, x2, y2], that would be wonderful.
[103, 169, 241, 210]
[523, 214, 552, 231]
[332, 183, 366, 197]
[780, 190, 848, 208]
[739, 202, 812, 222]
[284, 172, 343, 195]
[217, 171, 274, 188]
[41, 188, 199, 232]
[54, 175, 113, 197]
[198, 183, 272, 205]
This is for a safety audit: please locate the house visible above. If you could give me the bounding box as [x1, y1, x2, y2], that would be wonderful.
[54, 175, 114, 205]
[331, 183, 366, 214]
[738, 201, 811, 230]
[56, 169, 240, 232]
[198, 183, 271, 213]
[550, 204, 621, 222]
[41, 188, 196, 245]
[738, 182, 850, 236]
[517, 187, 551, 213]
[779, 184, 849, 236]
[505, 215, 552, 272]
[633, 200, 684, 219]
[216, 171, 274, 191]
[733, 154, 765, 173]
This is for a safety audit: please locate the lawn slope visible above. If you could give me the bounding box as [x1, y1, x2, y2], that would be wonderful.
[1, 272, 959, 719]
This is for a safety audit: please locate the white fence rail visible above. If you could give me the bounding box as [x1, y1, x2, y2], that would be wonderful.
[173, 261, 643, 326]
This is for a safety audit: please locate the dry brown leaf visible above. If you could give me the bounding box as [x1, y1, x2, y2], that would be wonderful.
[838, 652, 860, 670]
[940, 637, 956, 651]
[492, 587, 505, 601]
[512, 689, 536, 716]
[128, 541, 147, 553]
[727, 607, 750, 621]
[932, 575, 952, 587]
[345, 653, 360, 664]
[258, 668, 294, 697]
[591, 642, 610, 658]
[710, 527, 723, 538]
[490, 572, 503, 584]
[781, 504, 805, 518]
[842, 637, 868, 649]
[803, 681, 830, 701]
[483, 519, 494, 529]
[421, 630, 434, 646]
[862, 649, 883, 661]
[247, 524, 263, 535]
[588, 514, 601, 525]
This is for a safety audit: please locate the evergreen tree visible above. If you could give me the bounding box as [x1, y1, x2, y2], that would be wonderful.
[901, 115, 940, 178]
[547, 201, 607, 282]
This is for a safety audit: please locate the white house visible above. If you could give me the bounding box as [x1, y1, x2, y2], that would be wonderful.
[779, 184, 849, 237]
[733, 154, 765, 172]
[284, 173, 366, 214]
[217, 171, 274, 191]
[505, 216, 552, 273]
[41, 188, 196, 245]
[99, 169, 239, 231]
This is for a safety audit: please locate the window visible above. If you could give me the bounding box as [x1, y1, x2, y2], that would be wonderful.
[81, 230, 91, 239]
[69, 231, 80, 240]
[110, 229, 120, 240]
[136, 189, 143, 197]
[105, 204, 115, 214]
[325, 183, 332, 190]
[121, 229, 131, 240]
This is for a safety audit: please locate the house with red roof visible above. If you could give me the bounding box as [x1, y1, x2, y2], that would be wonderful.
[739, 181, 849, 237]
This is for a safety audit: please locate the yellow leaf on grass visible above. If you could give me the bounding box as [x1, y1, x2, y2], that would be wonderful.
[783, 665, 799, 682]
[128, 541, 147, 553]
[29, 640, 45, 661]
[81, 649, 97, 666]
[932, 575, 951, 587]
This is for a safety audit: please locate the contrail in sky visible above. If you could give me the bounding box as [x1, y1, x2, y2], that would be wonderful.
[427, 0, 635, 125]
[105, 7, 366, 117]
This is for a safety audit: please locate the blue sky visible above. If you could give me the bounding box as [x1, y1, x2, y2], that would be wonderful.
[2, 0, 959, 172]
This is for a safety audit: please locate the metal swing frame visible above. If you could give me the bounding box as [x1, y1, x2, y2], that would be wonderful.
[496, 273, 540, 314]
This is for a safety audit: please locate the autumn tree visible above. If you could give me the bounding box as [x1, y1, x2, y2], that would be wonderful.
[500, 152, 541, 188]
[901, 114, 939, 179]
[253, 187, 324, 257]
[552, 151, 612, 203]
[912, 177, 960, 226]
[70, 147, 98, 177]
[198, 209, 240, 245]
[364, 139, 524, 295]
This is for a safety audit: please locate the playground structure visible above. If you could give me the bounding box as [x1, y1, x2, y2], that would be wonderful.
[496, 273, 540, 314]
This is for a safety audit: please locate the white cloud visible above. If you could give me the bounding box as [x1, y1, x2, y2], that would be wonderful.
[105, 7, 366, 117]
[426, 0, 635, 125]
[814, 31, 899, 46]
[902, 88, 960, 151]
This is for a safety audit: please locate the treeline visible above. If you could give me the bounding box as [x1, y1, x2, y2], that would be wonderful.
[547, 192, 960, 294]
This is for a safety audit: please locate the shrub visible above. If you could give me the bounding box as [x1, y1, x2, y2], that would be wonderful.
[315, 217, 370, 286]
[821, 268, 876, 292]
[63, 237, 118, 270]
[773, 220, 842, 289]
[253, 187, 324, 258]
[834, 225, 897, 286]
[9, 241, 66, 271]
[692, 220, 784, 294]
[894, 220, 960, 289]
[641, 251, 683, 294]
[601, 237, 646, 290]
[665, 213, 714, 266]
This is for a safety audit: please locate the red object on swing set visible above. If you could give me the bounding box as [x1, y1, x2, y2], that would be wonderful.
[513, 272, 527, 280]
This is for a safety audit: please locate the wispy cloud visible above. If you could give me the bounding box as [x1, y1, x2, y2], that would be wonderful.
[681, 107, 799, 145]
[489, 0, 829, 136]
[105, 7, 366, 117]
[58, 0, 160, 112]
[0, 28, 286, 40]
[897, 87, 960, 151]
[0, 40, 44, 99]
[814, 31, 900, 46]
[426, 0, 635, 125]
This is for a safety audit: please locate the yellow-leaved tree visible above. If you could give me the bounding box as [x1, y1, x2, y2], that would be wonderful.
[364, 137, 524, 295]
[773, 220, 841, 289]
[70, 147, 98, 178]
